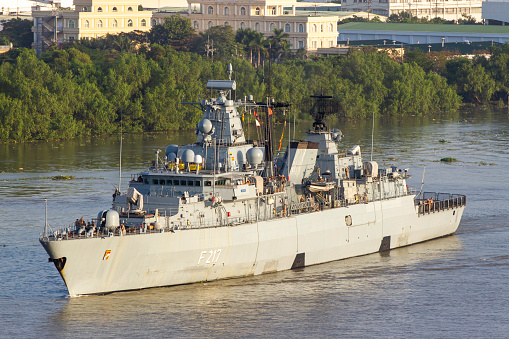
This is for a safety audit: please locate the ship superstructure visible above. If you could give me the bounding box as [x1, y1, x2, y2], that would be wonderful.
[40, 70, 466, 296]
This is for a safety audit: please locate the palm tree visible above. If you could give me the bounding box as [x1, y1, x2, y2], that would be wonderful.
[268, 28, 292, 63]
[236, 28, 267, 67]
[251, 32, 267, 68]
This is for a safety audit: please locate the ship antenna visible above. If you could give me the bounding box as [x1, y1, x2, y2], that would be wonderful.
[118, 112, 123, 191]
[370, 110, 375, 162]
[44, 198, 48, 238]
[418, 166, 426, 199]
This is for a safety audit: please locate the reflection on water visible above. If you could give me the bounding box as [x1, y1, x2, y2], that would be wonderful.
[2, 107, 509, 337]
[46, 236, 463, 337]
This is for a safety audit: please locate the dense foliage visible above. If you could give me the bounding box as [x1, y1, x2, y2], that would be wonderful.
[0, 19, 33, 48]
[0, 14, 507, 142]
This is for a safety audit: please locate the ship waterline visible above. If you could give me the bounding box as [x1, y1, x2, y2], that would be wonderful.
[41, 194, 464, 296]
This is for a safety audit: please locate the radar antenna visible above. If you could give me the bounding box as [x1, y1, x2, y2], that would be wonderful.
[301, 95, 340, 132]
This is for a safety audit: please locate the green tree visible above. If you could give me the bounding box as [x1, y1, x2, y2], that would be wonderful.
[0, 18, 32, 48]
[195, 25, 238, 61]
[148, 15, 195, 51]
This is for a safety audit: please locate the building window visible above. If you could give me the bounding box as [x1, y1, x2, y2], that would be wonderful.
[152, 19, 157, 26]
[84, 20, 89, 28]
[321, 24, 324, 32]
[255, 22, 260, 31]
[141, 19, 146, 26]
[194, 21, 199, 29]
[240, 7, 246, 15]
[112, 19, 118, 27]
[271, 6, 276, 15]
[208, 21, 213, 28]
[298, 41, 304, 49]
[68, 19, 75, 28]
[299, 23, 304, 32]
[112, 7, 117, 12]
[97, 7, 102, 12]
[329, 23, 334, 32]
[208, 6, 214, 14]
[82, 7, 87, 11]
[329, 41, 334, 47]
[224, 21, 229, 26]
[127, 19, 133, 27]
[255, 7, 260, 15]
[285, 23, 291, 32]
[240, 22, 245, 29]
[97, 20, 103, 28]
[224, 6, 229, 15]
[312, 24, 317, 32]
[128, 6, 133, 11]
[270, 23, 275, 31]
[312, 41, 317, 49]
[69, 36, 75, 41]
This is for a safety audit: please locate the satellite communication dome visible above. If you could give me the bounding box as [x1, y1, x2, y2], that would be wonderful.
[165, 145, 179, 158]
[182, 149, 195, 163]
[168, 152, 177, 162]
[246, 148, 263, 166]
[198, 119, 213, 134]
[194, 154, 203, 164]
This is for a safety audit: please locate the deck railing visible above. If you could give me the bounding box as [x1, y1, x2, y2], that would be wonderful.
[415, 192, 466, 215]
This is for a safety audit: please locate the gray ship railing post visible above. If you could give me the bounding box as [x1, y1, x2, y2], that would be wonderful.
[44, 198, 48, 238]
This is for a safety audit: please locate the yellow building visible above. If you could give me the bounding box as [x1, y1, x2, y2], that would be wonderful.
[32, 0, 339, 54]
[32, 0, 153, 54]
[182, 0, 339, 51]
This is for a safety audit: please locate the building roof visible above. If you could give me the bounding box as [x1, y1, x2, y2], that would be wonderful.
[338, 22, 509, 34]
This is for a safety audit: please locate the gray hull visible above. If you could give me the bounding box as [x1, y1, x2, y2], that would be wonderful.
[41, 195, 464, 296]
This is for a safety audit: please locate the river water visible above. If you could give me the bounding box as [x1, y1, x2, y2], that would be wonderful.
[1, 108, 508, 337]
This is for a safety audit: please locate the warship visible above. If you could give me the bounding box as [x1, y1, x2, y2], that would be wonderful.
[40, 68, 466, 296]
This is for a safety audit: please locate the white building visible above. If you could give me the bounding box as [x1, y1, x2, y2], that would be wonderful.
[340, 0, 484, 23]
[482, 0, 509, 25]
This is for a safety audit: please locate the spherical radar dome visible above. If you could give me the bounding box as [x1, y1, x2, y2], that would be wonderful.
[246, 147, 263, 166]
[198, 119, 213, 134]
[167, 152, 177, 162]
[165, 144, 179, 158]
[182, 149, 195, 163]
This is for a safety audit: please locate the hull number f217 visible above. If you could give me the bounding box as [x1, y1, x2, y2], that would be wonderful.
[198, 249, 222, 265]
